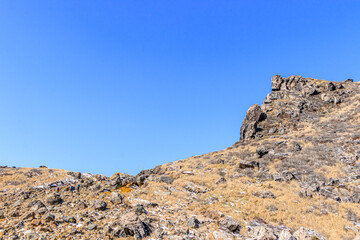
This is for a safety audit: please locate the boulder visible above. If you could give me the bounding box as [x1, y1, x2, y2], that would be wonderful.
[46, 193, 63, 205]
[110, 173, 135, 189]
[28, 200, 45, 211]
[67, 171, 81, 179]
[291, 142, 302, 152]
[158, 175, 174, 184]
[239, 160, 259, 169]
[21, 211, 35, 221]
[119, 212, 151, 239]
[256, 147, 269, 157]
[87, 223, 97, 230]
[94, 200, 107, 211]
[212, 230, 234, 240]
[321, 93, 334, 103]
[110, 192, 123, 204]
[278, 229, 296, 240]
[216, 177, 227, 184]
[293, 227, 323, 240]
[16, 220, 24, 229]
[75, 201, 88, 210]
[250, 226, 277, 240]
[134, 204, 147, 215]
[272, 75, 308, 92]
[240, 104, 266, 140]
[271, 75, 284, 91]
[24, 230, 39, 240]
[253, 191, 276, 199]
[90, 184, 101, 192]
[273, 171, 295, 182]
[43, 213, 55, 222]
[61, 216, 76, 223]
[328, 82, 336, 91]
[186, 216, 200, 228]
[218, 216, 241, 233]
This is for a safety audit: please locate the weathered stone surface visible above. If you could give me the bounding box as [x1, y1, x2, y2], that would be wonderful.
[43, 213, 55, 222]
[212, 230, 234, 240]
[110, 191, 123, 204]
[119, 212, 151, 239]
[293, 227, 323, 240]
[240, 104, 266, 140]
[256, 147, 269, 157]
[271, 75, 284, 91]
[278, 229, 296, 240]
[93, 200, 107, 211]
[218, 216, 241, 233]
[24, 230, 39, 240]
[46, 193, 62, 205]
[110, 173, 135, 189]
[158, 175, 174, 184]
[253, 191, 276, 199]
[62, 216, 76, 223]
[134, 204, 146, 215]
[186, 216, 200, 228]
[250, 226, 277, 240]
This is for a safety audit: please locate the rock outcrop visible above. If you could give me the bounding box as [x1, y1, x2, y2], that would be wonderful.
[240, 104, 267, 140]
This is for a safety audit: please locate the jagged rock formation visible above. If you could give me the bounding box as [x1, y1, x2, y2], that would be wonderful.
[0, 75, 359, 239]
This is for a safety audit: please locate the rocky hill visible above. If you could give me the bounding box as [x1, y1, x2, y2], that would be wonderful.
[0, 75, 359, 240]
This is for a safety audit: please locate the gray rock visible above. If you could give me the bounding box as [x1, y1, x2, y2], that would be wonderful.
[24, 230, 39, 240]
[291, 142, 302, 152]
[253, 191, 276, 199]
[240, 104, 267, 140]
[272, 75, 284, 91]
[328, 82, 336, 91]
[135, 204, 147, 215]
[68, 171, 81, 179]
[186, 216, 200, 228]
[321, 93, 334, 103]
[250, 226, 277, 240]
[218, 216, 241, 233]
[119, 212, 151, 239]
[43, 213, 55, 222]
[46, 193, 63, 205]
[94, 200, 107, 211]
[256, 147, 269, 157]
[110, 191, 123, 204]
[90, 184, 101, 192]
[158, 175, 174, 184]
[16, 220, 24, 229]
[216, 177, 227, 184]
[293, 227, 324, 240]
[278, 229, 296, 240]
[239, 160, 259, 169]
[110, 173, 135, 189]
[62, 216, 76, 223]
[212, 230, 233, 240]
[87, 223, 97, 230]
[21, 211, 35, 220]
[28, 200, 45, 211]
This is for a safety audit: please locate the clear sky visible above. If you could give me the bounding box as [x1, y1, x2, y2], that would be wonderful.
[0, 1, 359, 176]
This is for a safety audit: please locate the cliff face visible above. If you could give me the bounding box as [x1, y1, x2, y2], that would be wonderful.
[0, 76, 359, 240]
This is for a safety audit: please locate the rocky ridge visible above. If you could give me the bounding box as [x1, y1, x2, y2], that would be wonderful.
[0, 75, 359, 239]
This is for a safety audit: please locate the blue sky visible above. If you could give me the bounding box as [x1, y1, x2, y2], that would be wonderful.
[0, 1, 359, 176]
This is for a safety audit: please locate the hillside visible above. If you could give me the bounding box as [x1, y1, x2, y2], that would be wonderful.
[0, 75, 359, 240]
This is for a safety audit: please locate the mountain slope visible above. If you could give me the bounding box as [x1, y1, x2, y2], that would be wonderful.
[0, 75, 359, 240]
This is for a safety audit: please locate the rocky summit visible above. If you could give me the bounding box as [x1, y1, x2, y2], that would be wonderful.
[0, 75, 360, 240]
